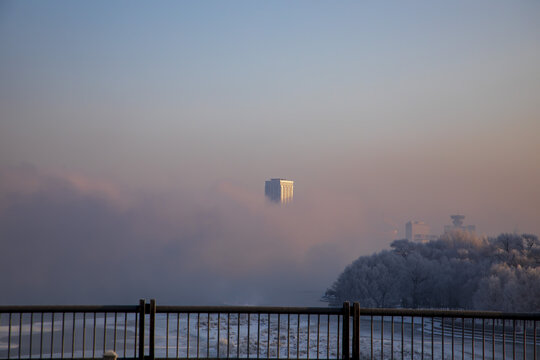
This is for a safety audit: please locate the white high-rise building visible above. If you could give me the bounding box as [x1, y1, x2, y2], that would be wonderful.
[265, 179, 294, 204]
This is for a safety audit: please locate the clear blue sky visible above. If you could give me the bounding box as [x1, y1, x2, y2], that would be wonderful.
[1, 1, 539, 304]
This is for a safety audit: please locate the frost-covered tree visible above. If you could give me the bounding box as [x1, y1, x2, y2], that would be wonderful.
[473, 264, 540, 311]
[324, 232, 540, 311]
[324, 250, 404, 307]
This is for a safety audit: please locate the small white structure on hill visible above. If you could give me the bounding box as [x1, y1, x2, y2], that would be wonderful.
[406, 221, 438, 243]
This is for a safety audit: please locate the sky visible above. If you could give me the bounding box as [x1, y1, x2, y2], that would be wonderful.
[1, 1, 539, 305]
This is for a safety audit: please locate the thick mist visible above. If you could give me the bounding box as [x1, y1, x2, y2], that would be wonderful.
[1, 157, 540, 305]
[0, 165, 380, 305]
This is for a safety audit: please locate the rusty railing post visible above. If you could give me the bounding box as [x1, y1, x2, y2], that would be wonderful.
[138, 299, 145, 360]
[353, 302, 360, 360]
[149, 299, 156, 360]
[342, 302, 350, 360]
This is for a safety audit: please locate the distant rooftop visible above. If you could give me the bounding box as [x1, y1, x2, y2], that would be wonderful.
[270, 178, 294, 182]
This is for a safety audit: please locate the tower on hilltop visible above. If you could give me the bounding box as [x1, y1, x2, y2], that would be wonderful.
[444, 214, 476, 233]
[265, 178, 294, 204]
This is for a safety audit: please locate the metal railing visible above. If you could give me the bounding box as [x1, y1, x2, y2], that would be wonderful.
[0, 303, 142, 360]
[154, 304, 343, 360]
[358, 307, 539, 360]
[1, 300, 538, 360]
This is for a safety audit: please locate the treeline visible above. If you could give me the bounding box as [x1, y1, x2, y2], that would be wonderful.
[324, 231, 540, 311]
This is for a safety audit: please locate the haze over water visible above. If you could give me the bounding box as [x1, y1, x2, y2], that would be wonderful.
[1, 1, 539, 305]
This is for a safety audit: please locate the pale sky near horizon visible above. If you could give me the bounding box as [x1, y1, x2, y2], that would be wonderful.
[1, 1, 539, 304]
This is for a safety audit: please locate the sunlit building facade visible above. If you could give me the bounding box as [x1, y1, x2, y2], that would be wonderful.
[265, 179, 294, 204]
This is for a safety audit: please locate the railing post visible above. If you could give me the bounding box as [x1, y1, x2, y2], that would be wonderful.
[138, 299, 145, 360]
[149, 299, 156, 360]
[342, 302, 350, 360]
[353, 302, 360, 360]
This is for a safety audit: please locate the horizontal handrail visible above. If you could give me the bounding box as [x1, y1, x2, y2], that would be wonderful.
[155, 305, 342, 315]
[0, 305, 139, 313]
[3, 304, 538, 320]
[359, 307, 540, 320]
